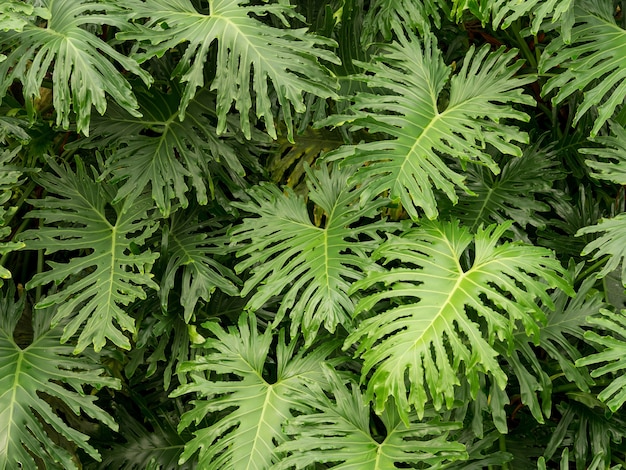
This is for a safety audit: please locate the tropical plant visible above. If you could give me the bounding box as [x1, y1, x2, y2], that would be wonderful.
[2, 0, 626, 468]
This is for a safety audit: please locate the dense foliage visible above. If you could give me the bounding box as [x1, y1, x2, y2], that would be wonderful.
[1, 0, 626, 468]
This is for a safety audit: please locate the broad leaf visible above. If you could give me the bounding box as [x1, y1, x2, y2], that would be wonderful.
[324, 30, 533, 219]
[171, 313, 339, 470]
[577, 213, 626, 286]
[276, 364, 468, 469]
[346, 219, 572, 421]
[540, 0, 626, 137]
[118, 0, 339, 140]
[231, 164, 389, 343]
[76, 84, 254, 216]
[0, 0, 152, 134]
[0, 286, 120, 470]
[19, 159, 160, 353]
[160, 207, 239, 323]
[576, 309, 626, 412]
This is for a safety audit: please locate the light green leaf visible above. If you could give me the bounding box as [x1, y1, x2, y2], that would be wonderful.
[118, 0, 339, 140]
[576, 309, 626, 412]
[19, 159, 160, 353]
[0, 286, 120, 470]
[346, 219, 572, 421]
[160, 207, 239, 323]
[540, 0, 626, 137]
[0, 0, 152, 135]
[231, 164, 389, 344]
[577, 213, 626, 286]
[324, 30, 532, 219]
[171, 313, 339, 470]
[276, 364, 468, 469]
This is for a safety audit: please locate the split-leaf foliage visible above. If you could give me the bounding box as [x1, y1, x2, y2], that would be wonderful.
[1, 0, 626, 468]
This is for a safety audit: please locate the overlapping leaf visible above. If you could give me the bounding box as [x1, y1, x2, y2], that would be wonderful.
[231, 164, 389, 343]
[276, 364, 468, 469]
[76, 84, 254, 217]
[19, 159, 160, 353]
[160, 208, 239, 323]
[324, 30, 532, 219]
[578, 213, 626, 286]
[171, 313, 339, 470]
[498, 266, 604, 424]
[0, 148, 25, 286]
[576, 309, 626, 412]
[443, 143, 564, 241]
[0, 286, 120, 470]
[0, 0, 152, 134]
[581, 121, 626, 185]
[118, 0, 339, 140]
[540, 0, 626, 137]
[346, 219, 572, 421]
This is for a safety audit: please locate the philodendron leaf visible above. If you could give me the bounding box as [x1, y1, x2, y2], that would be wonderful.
[578, 213, 626, 286]
[171, 313, 339, 470]
[275, 364, 468, 469]
[347, 219, 572, 421]
[76, 84, 256, 217]
[0, 285, 120, 470]
[540, 0, 626, 137]
[576, 309, 626, 412]
[323, 28, 532, 219]
[231, 163, 389, 344]
[19, 159, 160, 353]
[160, 207, 239, 323]
[0, 147, 26, 286]
[0, 0, 152, 134]
[118, 0, 339, 140]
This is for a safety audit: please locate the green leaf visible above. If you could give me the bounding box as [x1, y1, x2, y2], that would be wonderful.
[0, 147, 26, 286]
[0, 286, 120, 470]
[362, 0, 451, 41]
[540, 0, 626, 137]
[160, 207, 239, 323]
[576, 309, 626, 412]
[98, 410, 192, 470]
[346, 219, 572, 421]
[542, 400, 626, 468]
[118, 0, 339, 141]
[0, 0, 152, 135]
[577, 213, 626, 286]
[19, 159, 160, 353]
[171, 313, 339, 470]
[231, 163, 389, 343]
[276, 364, 468, 469]
[499, 264, 604, 424]
[324, 30, 532, 219]
[76, 84, 254, 216]
[443, 142, 565, 240]
[581, 121, 626, 185]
